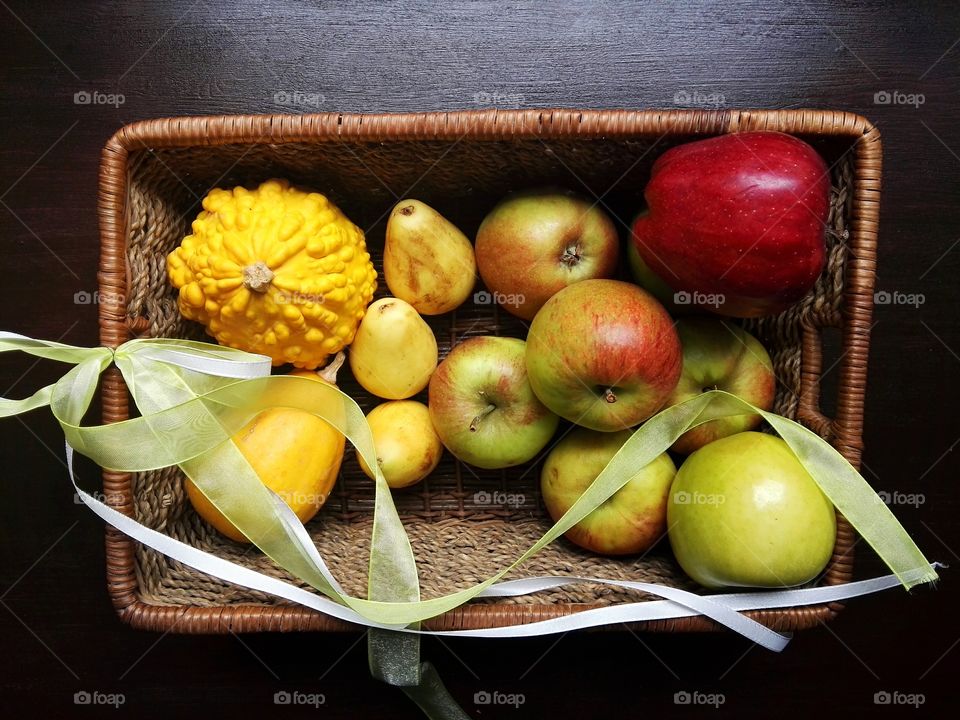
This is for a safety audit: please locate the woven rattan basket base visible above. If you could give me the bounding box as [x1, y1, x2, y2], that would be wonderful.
[98, 110, 879, 633]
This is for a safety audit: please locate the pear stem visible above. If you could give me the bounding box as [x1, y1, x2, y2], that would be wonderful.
[469, 404, 497, 432]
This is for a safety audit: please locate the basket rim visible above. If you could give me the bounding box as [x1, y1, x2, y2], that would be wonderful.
[96, 108, 880, 635]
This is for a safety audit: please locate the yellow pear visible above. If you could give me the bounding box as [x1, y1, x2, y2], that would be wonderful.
[358, 400, 443, 488]
[349, 297, 438, 399]
[384, 199, 477, 314]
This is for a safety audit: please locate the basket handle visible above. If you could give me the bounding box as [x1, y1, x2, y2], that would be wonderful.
[797, 321, 835, 439]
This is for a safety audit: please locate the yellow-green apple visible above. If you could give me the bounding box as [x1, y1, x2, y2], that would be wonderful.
[668, 318, 775, 454]
[632, 132, 829, 318]
[626, 235, 685, 315]
[541, 427, 676, 555]
[428, 336, 559, 469]
[667, 432, 836, 588]
[475, 188, 619, 320]
[525, 279, 682, 431]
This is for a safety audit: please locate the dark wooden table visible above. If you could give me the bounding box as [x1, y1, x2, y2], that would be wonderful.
[1, 2, 958, 717]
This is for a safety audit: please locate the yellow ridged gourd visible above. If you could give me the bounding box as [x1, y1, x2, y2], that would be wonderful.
[167, 179, 377, 369]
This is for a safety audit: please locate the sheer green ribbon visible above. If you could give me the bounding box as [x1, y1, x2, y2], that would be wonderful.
[0, 332, 937, 719]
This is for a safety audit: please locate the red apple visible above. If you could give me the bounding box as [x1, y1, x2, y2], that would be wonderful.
[667, 318, 776, 454]
[525, 279, 682, 431]
[475, 188, 619, 320]
[632, 132, 829, 318]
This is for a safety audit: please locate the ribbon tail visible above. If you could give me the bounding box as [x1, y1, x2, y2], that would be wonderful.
[401, 663, 472, 720]
[369, 626, 470, 720]
[368, 628, 421, 686]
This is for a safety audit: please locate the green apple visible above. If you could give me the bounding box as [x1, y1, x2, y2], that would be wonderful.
[667, 432, 836, 588]
[626, 234, 685, 313]
[668, 318, 776, 454]
[525, 279, 682, 432]
[541, 427, 676, 555]
[428, 336, 559, 469]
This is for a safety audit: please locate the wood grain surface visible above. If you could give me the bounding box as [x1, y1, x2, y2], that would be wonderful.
[0, 1, 958, 717]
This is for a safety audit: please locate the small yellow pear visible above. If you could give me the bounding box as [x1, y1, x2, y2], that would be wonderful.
[384, 199, 477, 314]
[358, 400, 443, 488]
[349, 297, 438, 399]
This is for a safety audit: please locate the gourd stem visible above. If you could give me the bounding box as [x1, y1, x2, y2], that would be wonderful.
[243, 261, 275, 292]
[319, 351, 346, 384]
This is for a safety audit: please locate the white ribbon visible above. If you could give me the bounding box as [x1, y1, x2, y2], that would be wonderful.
[60, 339, 938, 653]
[72, 469, 940, 649]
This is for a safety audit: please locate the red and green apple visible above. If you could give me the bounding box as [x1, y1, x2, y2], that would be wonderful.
[525, 279, 682, 432]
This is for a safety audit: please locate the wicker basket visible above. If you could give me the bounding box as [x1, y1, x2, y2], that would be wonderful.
[97, 109, 879, 634]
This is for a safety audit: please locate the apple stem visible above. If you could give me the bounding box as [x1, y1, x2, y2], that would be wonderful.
[469, 403, 497, 432]
[604, 388, 617, 404]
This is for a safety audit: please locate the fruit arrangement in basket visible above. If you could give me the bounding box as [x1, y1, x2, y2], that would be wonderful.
[165, 131, 839, 590]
